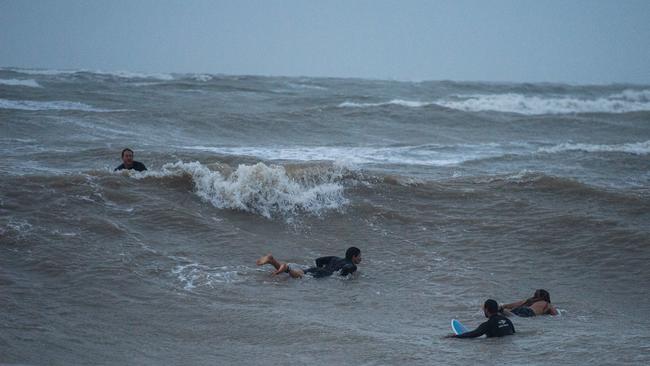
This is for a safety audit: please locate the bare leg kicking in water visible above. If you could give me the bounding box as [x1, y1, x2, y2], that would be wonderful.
[255, 247, 362, 279]
[256, 253, 305, 278]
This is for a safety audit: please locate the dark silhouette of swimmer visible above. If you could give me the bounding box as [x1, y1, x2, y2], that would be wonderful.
[114, 148, 147, 172]
[447, 299, 515, 339]
[256, 247, 361, 278]
[500, 289, 558, 317]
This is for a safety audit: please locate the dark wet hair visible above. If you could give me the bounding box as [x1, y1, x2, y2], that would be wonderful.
[534, 289, 551, 303]
[524, 289, 551, 306]
[345, 246, 361, 260]
[121, 148, 134, 158]
[484, 299, 499, 314]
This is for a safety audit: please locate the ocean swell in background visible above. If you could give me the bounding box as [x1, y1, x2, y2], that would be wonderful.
[1, 67, 649, 366]
[339, 89, 650, 115]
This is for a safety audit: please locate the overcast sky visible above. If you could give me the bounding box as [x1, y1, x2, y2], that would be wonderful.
[1, 0, 649, 84]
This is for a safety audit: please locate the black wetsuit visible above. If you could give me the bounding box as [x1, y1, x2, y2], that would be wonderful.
[455, 314, 515, 338]
[303, 256, 357, 278]
[114, 161, 147, 172]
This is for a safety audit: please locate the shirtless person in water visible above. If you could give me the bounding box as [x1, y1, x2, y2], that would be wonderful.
[500, 289, 559, 317]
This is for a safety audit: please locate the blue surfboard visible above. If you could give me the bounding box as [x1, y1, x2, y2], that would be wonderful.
[451, 319, 468, 335]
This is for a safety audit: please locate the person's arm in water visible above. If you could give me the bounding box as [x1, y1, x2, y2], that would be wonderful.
[314, 256, 336, 268]
[338, 263, 357, 276]
[501, 299, 526, 310]
[453, 321, 489, 339]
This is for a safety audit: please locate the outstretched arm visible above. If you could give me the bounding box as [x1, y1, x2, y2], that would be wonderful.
[454, 322, 488, 339]
[501, 299, 526, 310]
[339, 264, 357, 276]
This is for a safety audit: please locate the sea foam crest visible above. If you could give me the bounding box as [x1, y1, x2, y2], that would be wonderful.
[435, 91, 650, 114]
[338, 89, 650, 114]
[143, 161, 348, 218]
[0, 79, 42, 87]
[539, 140, 650, 155]
[0, 98, 115, 112]
[93, 70, 175, 80]
[339, 99, 434, 108]
[6, 68, 174, 80]
[183, 144, 518, 166]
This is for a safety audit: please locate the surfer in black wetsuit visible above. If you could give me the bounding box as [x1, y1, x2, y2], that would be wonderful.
[114, 148, 147, 172]
[255, 247, 361, 278]
[447, 299, 515, 339]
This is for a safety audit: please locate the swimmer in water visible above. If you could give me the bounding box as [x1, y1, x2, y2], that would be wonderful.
[114, 148, 147, 172]
[255, 247, 361, 278]
[500, 289, 559, 317]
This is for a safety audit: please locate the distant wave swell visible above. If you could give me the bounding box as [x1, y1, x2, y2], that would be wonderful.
[5, 68, 174, 81]
[0, 79, 42, 87]
[339, 89, 650, 115]
[0, 98, 118, 112]
[539, 140, 650, 155]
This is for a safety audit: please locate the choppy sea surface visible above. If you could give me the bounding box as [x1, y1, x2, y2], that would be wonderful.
[1, 67, 649, 365]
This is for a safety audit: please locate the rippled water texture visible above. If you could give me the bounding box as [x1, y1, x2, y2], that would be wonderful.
[1, 68, 649, 365]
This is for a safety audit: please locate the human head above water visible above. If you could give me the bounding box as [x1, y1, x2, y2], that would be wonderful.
[121, 148, 134, 166]
[345, 246, 361, 264]
[534, 289, 551, 303]
[483, 299, 499, 316]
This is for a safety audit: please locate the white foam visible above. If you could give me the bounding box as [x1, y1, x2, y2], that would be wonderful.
[7, 68, 174, 80]
[609, 89, 650, 102]
[436, 91, 650, 114]
[0, 79, 42, 87]
[539, 140, 650, 155]
[172, 263, 242, 290]
[339, 99, 434, 108]
[286, 82, 326, 90]
[136, 161, 349, 218]
[190, 74, 213, 82]
[93, 70, 174, 80]
[181, 144, 521, 167]
[6, 68, 78, 76]
[338, 90, 650, 114]
[0, 98, 117, 112]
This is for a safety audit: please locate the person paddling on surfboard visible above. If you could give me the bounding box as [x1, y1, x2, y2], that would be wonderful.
[255, 247, 361, 279]
[114, 148, 147, 172]
[499, 289, 558, 317]
[446, 299, 515, 339]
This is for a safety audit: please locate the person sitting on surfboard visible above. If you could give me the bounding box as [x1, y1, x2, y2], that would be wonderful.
[499, 289, 558, 317]
[447, 299, 515, 338]
[114, 148, 147, 172]
[255, 247, 361, 278]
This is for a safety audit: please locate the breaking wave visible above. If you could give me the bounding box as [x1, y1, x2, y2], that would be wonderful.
[0, 98, 119, 112]
[0, 78, 42, 87]
[539, 140, 650, 155]
[436, 91, 650, 114]
[339, 90, 650, 114]
[5, 68, 174, 80]
[181, 144, 521, 166]
[135, 161, 349, 219]
[339, 99, 434, 108]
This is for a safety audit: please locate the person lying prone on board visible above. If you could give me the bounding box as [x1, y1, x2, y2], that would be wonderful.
[499, 289, 558, 317]
[446, 299, 515, 339]
[256, 247, 361, 278]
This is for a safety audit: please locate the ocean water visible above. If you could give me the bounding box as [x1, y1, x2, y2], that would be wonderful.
[1, 67, 649, 365]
